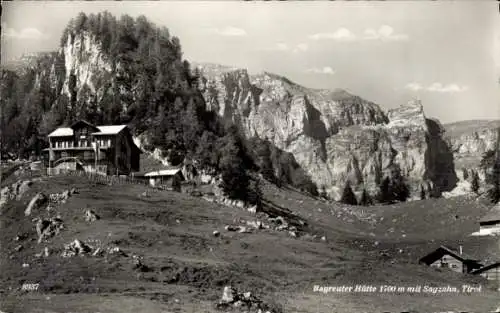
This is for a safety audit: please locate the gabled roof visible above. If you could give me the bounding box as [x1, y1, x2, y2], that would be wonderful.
[145, 168, 183, 177]
[70, 120, 100, 132]
[470, 262, 500, 275]
[479, 202, 500, 223]
[48, 128, 74, 137]
[93, 125, 128, 136]
[48, 123, 128, 138]
[419, 245, 481, 265]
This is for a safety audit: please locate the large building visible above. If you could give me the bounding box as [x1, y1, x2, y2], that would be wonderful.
[44, 120, 142, 175]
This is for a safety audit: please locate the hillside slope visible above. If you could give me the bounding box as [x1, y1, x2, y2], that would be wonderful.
[1, 174, 499, 312]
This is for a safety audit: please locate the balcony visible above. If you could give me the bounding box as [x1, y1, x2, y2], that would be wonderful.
[49, 139, 112, 150]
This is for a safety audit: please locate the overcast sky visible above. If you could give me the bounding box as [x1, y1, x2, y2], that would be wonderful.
[1, 1, 499, 124]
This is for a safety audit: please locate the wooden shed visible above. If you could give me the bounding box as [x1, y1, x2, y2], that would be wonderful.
[144, 168, 185, 190]
[419, 245, 483, 274]
[478, 202, 500, 235]
[471, 262, 500, 282]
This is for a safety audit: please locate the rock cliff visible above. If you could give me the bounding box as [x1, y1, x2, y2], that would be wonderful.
[62, 31, 114, 107]
[196, 63, 457, 201]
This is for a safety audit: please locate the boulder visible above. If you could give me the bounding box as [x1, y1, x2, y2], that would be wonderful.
[238, 226, 251, 234]
[224, 225, 240, 232]
[132, 255, 149, 272]
[213, 230, 221, 237]
[221, 285, 236, 303]
[16, 180, 32, 200]
[233, 300, 244, 308]
[61, 190, 70, 199]
[62, 239, 91, 257]
[25, 193, 48, 216]
[107, 246, 127, 256]
[84, 209, 100, 222]
[92, 248, 103, 256]
[216, 285, 267, 310]
[242, 291, 252, 300]
[35, 247, 50, 258]
[269, 216, 288, 229]
[0, 187, 10, 210]
[246, 220, 263, 230]
[35, 217, 64, 243]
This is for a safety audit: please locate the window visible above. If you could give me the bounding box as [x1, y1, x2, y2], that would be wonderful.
[108, 139, 111, 146]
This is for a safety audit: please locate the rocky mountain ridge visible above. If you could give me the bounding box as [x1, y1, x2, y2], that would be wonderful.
[2, 22, 498, 204]
[195, 63, 458, 201]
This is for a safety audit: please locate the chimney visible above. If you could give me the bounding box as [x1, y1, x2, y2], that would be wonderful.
[459, 245, 463, 255]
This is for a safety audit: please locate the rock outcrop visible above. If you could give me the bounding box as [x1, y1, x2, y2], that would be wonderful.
[196, 63, 457, 201]
[25, 193, 49, 216]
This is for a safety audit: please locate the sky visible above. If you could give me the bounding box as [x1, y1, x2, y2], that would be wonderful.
[1, 1, 499, 124]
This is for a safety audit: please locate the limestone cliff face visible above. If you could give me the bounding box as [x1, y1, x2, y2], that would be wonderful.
[62, 32, 113, 102]
[60, 31, 128, 114]
[5, 32, 119, 114]
[196, 63, 457, 201]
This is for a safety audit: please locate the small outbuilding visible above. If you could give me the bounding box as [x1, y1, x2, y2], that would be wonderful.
[471, 262, 500, 283]
[478, 202, 500, 236]
[144, 168, 185, 190]
[419, 245, 483, 274]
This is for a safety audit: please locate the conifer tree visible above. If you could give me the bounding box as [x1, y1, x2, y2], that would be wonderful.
[340, 181, 358, 205]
